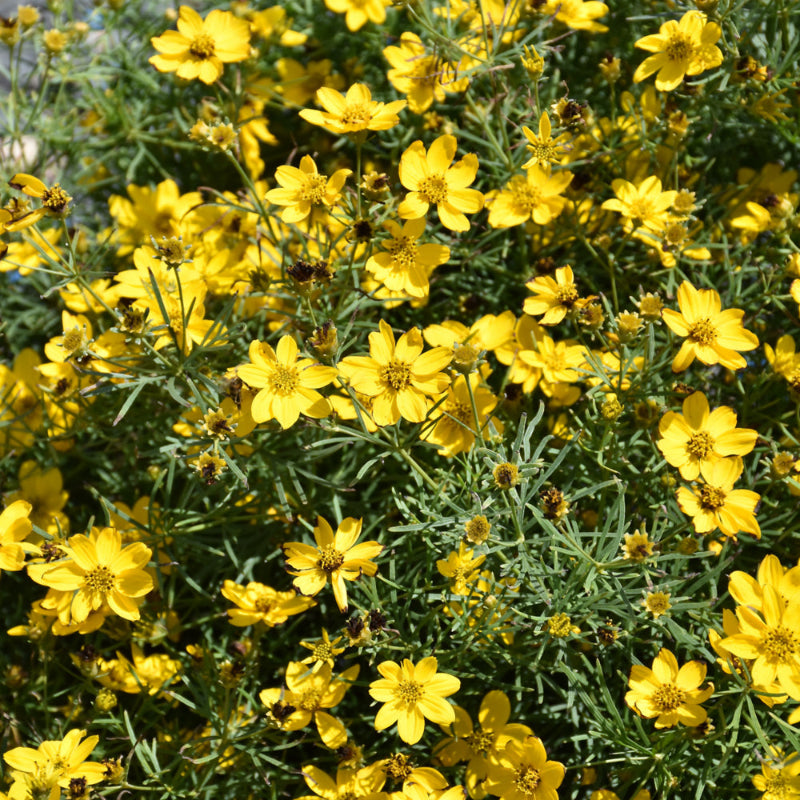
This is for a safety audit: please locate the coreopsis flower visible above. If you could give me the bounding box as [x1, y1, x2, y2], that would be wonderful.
[283, 516, 382, 613]
[676, 457, 761, 539]
[5, 173, 71, 231]
[259, 661, 359, 747]
[622, 528, 654, 561]
[523, 266, 592, 325]
[657, 391, 758, 480]
[520, 113, 570, 168]
[662, 281, 759, 372]
[765, 334, 800, 379]
[324, 0, 391, 31]
[149, 6, 251, 85]
[383, 33, 468, 113]
[625, 648, 713, 728]
[3, 729, 106, 800]
[299, 629, 346, 672]
[537, 0, 608, 32]
[28, 526, 153, 624]
[436, 542, 487, 595]
[722, 586, 800, 700]
[601, 176, 677, 233]
[265, 155, 351, 224]
[435, 691, 532, 800]
[365, 217, 450, 298]
[235, 336, 338, 429]
[339, 320, 451, 426]
[643, 591, 672, 619]
[423, 313, 516, 373]
[221, 580, 315, 627]
[752, 751, 800, 800]
[6, 460, 68, 536]
[633, 10, 723, 92]
[0, 500, 33, 573]
[88, 644, 181, 696]
[486, 166, 572, 228]
[484, 736, 565, 800]
[423, 371, 502, 458]
[728, 554, 800, 611]
[300, 83, 406, 134]
[297, 763, 386, 800]
[369, 656, 460, 744]
[518, 334, 585, 384]
[398, 135, 484, 232]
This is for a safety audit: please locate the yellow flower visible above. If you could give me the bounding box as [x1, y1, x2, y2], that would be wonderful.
[29, 526, 153, 624]
[5, 173, 71, 231]
[634, 10, 722, 91]
[339, 320, 452, 427]
[0, 500, 33, 573]
[435, 690, 532, 799]
[369, 656, 460, 744]
[486, 166, 573, 228]
[297, 763, 386, 800]
[299, 629, 346, 672]
[300, 83, 406, 134]
[283, 516, 382, 613]
[765, 334, 800, 379]
[423, 312, 516, 374]
[523, 266, 591, 325]
[662, 281, 759, 372]
[398, 135, 484, 232]
[657, 391, 758, 480]
[365, 217, 450, 299]
[236, 335, 339, 429]
[265, 155, 351, 224]
[752, 751, 800, 800]
[643, 591, 672, 619]
[625, 648, 713, 728]
[676, 457, 761, 539]
[484, 735, 565, 800]
[3, 729, 106, 800]
[259, 661, 359, 748]
[601, 176, 677, 233]
[436, 542, 487, 595]
[722, 586, 800, 700]
[6, 460, 69, 536]
[518, 334, 585, 384]
[621, 529, 654, 561]
[221, 580, 315, 627]
[538, 0, 608, 33]
[520, 113, 570, 168]
[149, 6, 251, 85]
[324, 0, 390, 31]
[89, 644, 181, 696]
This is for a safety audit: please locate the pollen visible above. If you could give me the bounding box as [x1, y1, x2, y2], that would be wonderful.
[652, 682, 686, 712]
[395, 679, 423, 705]
[387, 236, 417, 270]
[268, 364, 300, 395]
[511, 182, 543, 213]
[317, 544, 345, 573]
[300, 174, 329, 204]
[297, 688, 323, 711]
[686, 431, 714, 458]
[341, 102, 372, 128]
[41, 184, 70, 212]
[688, 318, 717, 345]
[465, 727, 495, 755]
[418, 174, 449, 205]
[189, 33, 216, 59]
[84, 565, 115, 594]
[699, 485, 726, 510]
[514, 764, 541, 797]
[555, 284, 579, 306]
[62, 327, 88, 355]
[665, 33, 693, 62]
[761, 626, 799, 662]
[383, 753, 413, 781]
[380, 360, 412, 391]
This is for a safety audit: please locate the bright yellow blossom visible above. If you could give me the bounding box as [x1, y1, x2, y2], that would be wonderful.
[300, 83, 406, 134]
[221, 580, 316, 627]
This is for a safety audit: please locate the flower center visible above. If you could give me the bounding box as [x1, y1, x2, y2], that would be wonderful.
[418, 174, 449, 205]
[652, 682, 686, 712]
[297, 688, 322, 711]
[311, 642, 333, 660]
[525, 143, 557, 164]
[514, 764, 541, 797]
[764, 772, 788, 797]
[446, 400, 472, 425]
[62, 327, 88, 356]
[84, 564, 115, 594]
[190, 33, 216, 59]
[544, 348, 566, 371]
[380, 359, 412, 391]
[465, 727, 495, 755]
[698, 485, 725, 510]
[629, 197, 654, 222]
[665, 33, 693, 62]
[317, 544, 344, 573]
[555, 284, 578, 306]
[395, 679, 423, 705]
[42, 185, 70, 212]
[688, 318, 717, 346]
[340, 102, 372, 128]
[511, 181, 543, 212]
[383, 753, 413, 781]
[687, 431, 714, 458]
[387, 236, 417, 270]
[761, 625, 799, 662]
[268, 364, 299, 395]
[664, 223, 688, 248]
[300, 174, 329, 204]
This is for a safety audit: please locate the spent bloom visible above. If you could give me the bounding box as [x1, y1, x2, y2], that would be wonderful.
[625, 648, 713, 728]
[634, 10, 723, 92]
[149, 6, 251, 84]
[283, 516, 382, 613]
[662, 281, 759, 372]
[369, 656, 460, 744]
